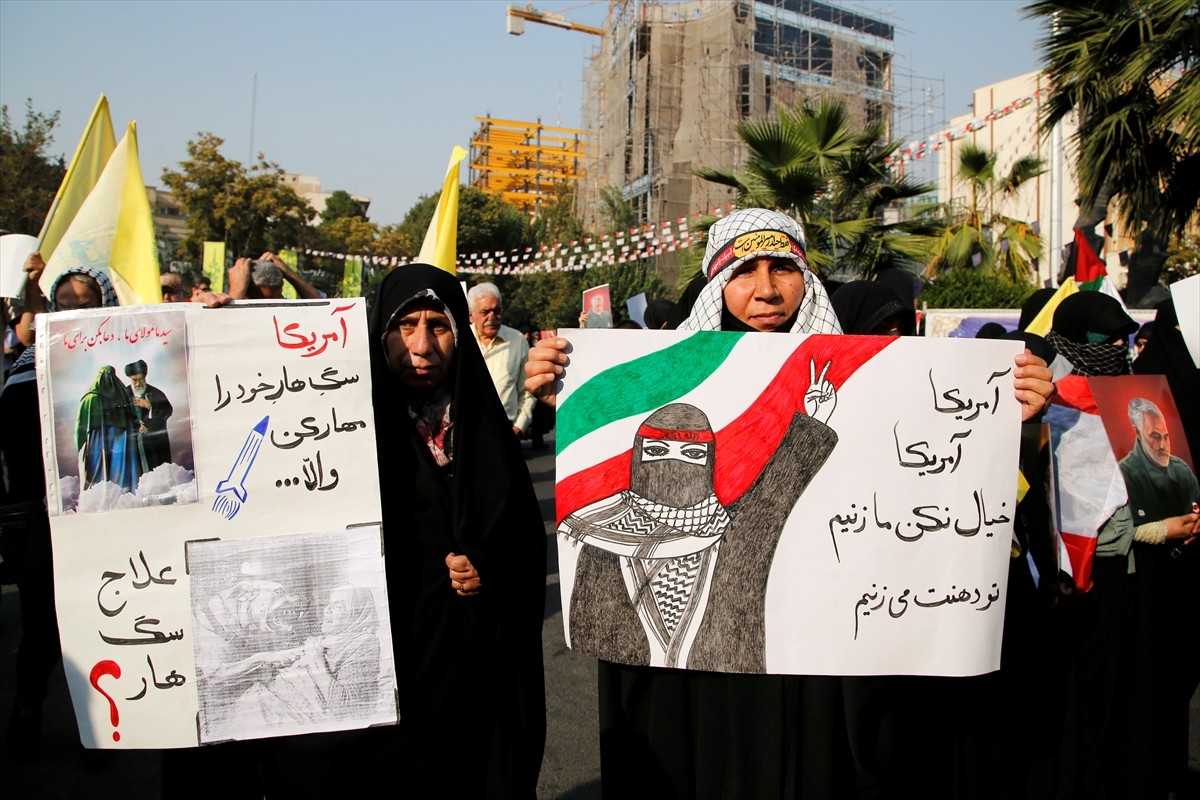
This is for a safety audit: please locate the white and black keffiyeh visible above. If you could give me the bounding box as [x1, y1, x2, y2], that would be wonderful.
[680, 208, 842, 335]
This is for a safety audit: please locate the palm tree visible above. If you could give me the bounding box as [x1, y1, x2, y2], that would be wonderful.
[929, 143, 1046, 282]
[1024, 0, 1200, 238]
[694, 98, 941, 278]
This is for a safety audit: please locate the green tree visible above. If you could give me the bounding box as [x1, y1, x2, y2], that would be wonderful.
[928, 143, 1046, 282]
[395, 186, 535, 260]
[161, 133, 314, 261]
[0, 100, 66, 235]
[1025, 0, 1200, 238]
[321, 189, 368, 222]
[694, 98, 940, 278]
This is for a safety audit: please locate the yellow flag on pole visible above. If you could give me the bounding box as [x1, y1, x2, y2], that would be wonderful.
[417, 146, 467, 274]
[1023, 277, 1076, 336]
[40, 121, 162, 305]
[38, 94, 117, 260]
[278, 248, 299, 299]
[202, 242, 226, 293]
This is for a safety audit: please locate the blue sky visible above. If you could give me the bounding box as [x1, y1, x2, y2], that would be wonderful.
[0, 0, 1045, 225]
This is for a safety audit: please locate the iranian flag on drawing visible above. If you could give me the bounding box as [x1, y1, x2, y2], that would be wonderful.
[1045, 376, 1127, 592]
[555, 330, 1021, 677]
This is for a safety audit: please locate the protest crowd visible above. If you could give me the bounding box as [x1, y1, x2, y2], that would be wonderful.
[0, 53, 1190, 796]
[1, 192, 1197, 800]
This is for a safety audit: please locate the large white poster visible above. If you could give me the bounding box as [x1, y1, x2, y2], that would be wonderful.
[34, 299, 392, 748]
[555, 330, 1021, 676]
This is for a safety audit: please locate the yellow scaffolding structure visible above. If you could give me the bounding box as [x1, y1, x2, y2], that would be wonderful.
[469, 116, 586, 213]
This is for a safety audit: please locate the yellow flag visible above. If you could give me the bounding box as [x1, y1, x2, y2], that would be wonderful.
[1023, 277, 1076, 336]
[41, 121, 161, 305]
[417, 145, 467, 274]
[278, 248, 299, 299]
[38, 94, 117, 260]
[202, 242, 226, 293]
[342, 256, 363, 298]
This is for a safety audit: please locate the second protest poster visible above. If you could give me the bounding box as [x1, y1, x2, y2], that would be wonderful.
[555, 330, 1021, 677]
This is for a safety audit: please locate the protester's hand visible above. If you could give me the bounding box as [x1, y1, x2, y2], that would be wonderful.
[525, 337, 570, 409]
[803, 359, 836, 424]
[578, 311, 588, 327]
[512, 425, 523, 437]
[1164, 513, 1200, 541]
[261, 251, 291, 274]
[446, 552, 481, 596]
[23, 252, 46, 284]
[227, 258, 252, 300]
[193, 290, 234, 308]
[1013, 350, 1055, 422]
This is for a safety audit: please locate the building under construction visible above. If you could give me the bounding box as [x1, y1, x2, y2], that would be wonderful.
[579, 0, 896, 227]
[469, 116, 586, 214]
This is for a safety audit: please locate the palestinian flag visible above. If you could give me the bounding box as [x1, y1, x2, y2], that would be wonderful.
[1044, 375, 1127, 591]
[1025, 231, 1127, 336]
[556, 332, 895, 524]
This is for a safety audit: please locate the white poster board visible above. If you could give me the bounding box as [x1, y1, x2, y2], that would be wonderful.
[34, 299, 392, 748]
[555, 330, 1021, 676]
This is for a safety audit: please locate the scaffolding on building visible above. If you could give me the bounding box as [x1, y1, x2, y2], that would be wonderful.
[579, 0, 904, 233]
[468, 116, 587, 214]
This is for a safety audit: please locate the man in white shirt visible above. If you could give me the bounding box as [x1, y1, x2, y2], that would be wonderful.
[467, 283, 536, 438]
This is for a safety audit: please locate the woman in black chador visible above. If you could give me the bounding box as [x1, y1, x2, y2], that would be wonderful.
[369, 264, 547, 798]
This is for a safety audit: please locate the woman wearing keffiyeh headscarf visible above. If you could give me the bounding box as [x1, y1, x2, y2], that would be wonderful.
[526, 208, 1056, 799]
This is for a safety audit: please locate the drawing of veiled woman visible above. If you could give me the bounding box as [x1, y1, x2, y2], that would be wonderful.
[75, 365, 146, 493]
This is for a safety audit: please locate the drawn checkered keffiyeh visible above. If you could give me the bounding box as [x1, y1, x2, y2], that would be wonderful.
[680, 208, 842, 335]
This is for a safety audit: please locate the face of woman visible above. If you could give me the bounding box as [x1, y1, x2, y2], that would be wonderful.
[384, 302, 456, 392]
[55, 276, 102, 311]
[722, 257, 806, 332]
[322, 587, 353, 633]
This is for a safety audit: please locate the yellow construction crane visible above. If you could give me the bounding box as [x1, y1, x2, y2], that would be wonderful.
[505, 4, 605, 37]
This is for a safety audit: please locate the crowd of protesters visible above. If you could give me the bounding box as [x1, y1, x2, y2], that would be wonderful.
[1, 210, 1197, 799]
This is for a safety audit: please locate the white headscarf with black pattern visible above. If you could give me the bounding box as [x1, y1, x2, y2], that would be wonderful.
[680, 208, 842, 334]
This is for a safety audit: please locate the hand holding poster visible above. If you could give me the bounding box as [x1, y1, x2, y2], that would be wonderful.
[555, 330, 1021, 676]
[33, 299, 393, 748]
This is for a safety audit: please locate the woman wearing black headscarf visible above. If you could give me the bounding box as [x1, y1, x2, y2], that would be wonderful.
[829, 280, 915, 336]
[368, 264, 546, 798]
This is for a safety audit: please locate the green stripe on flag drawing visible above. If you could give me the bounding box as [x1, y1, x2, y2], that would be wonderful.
[557, 332, 743, 451]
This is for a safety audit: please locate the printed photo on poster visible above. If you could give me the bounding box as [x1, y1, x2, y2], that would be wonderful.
[44, 309, 196, 514]
[582, 284, 613, 329]
[187, 527, 396, 744]
[1089, 375, 1199, 533]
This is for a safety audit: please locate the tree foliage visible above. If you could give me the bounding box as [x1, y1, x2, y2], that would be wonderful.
[921, 267, 1036, 310]
[396, 186, 535, 259]
[321, 189, 368, 222]
[1025, 0, 1200, 237]
[694, 97, 941, 278]
[0, 100, 66, 235]
[161, 133, 314, 261]
[928, 142, 1045, 282]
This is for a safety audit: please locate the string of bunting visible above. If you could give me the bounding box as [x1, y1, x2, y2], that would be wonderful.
[884, 86, 1048, 168]
[297, 204, 743, 275]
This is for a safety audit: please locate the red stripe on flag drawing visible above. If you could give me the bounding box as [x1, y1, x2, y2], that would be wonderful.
[557, 335, 894, 524]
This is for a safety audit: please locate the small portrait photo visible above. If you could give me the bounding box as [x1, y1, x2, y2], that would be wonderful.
[1089, 375, 1198, 526]
[43, 309, 196, 515]
[186, 527, 396, 744]
[582, 284, 613, 329]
